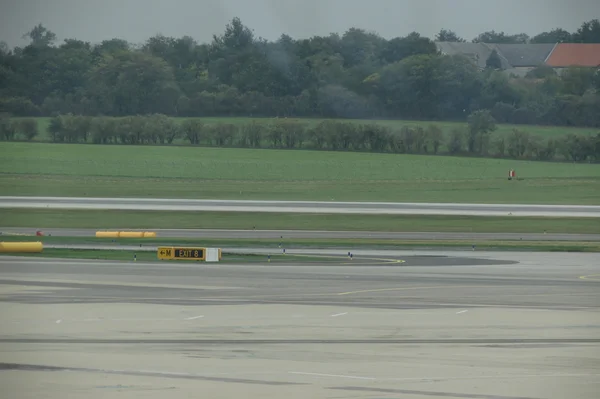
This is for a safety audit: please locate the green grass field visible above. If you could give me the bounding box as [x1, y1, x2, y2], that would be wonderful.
[3, 234, 598, 247]
[15, 117, 600, 143]
[2, 210, 599, 233]
[1, 141, 599, 204]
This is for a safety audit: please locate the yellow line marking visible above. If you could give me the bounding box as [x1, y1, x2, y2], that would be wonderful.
[579, 274, 600, 280]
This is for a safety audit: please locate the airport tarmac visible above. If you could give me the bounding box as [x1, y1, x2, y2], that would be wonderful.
[0, 251, 599, 399]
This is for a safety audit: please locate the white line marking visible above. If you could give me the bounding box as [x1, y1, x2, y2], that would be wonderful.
[456, 310, 468, 314]
[289, 371, 600, 382]
[56, 319, 62, 324]
[289, 372, 375, 380]
[185, 315, 204, 320]
[331, 312, 348, 317]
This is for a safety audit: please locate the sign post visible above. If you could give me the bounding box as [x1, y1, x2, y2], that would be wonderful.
[157, 247, 174, 260]
[157, 246, 205, 261]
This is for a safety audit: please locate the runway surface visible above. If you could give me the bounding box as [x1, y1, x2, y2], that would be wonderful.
[2, 196, 600, 217]
[0, 251, 599, 398]
[3, 227, 600, 242]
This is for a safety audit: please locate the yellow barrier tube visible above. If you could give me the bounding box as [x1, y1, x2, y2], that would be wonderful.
[143, 232, 157, 238]
[118, 232, 144, 238]
[96, 231, 119, 238]
[0, 242, 43, 253]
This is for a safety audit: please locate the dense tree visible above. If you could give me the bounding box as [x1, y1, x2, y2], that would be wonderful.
[473, 31, 529, 44]
[0, 18, 599, 129]
[435, 29, 465, 42]
[339, 28, 386, 67]
[571, 19, 600, 43]
[0, 115, 16, 140]
[29, 113, 599, 162]
[560, 67, 597, 96]
[88, 51, 180, 115]
[529, 19, 600, 44]
[467, 110, 497, 154]
[22, 24, 56, 47]
[525, 65, 557, 79]
[531, 28, 572, 44]
[14, 118, 38, 140]
[380, 32, 437, 64]
[486, 50, 503, 70]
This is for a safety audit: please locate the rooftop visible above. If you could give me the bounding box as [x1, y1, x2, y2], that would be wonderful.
[541, 43, 600, 67]
[492, 44, 556, 67]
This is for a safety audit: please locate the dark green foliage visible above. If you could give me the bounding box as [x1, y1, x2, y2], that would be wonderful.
[491, 102, 516, 123]
[180, 119, 205, 145]
[426, 125, 444, 154]
[571, 19, 600, 43]
[435, 29, 465, 42]
[0, 116, 16, 140]
[1, 20, 600, 128]
[486, 50, 503, 70]
[7, 114, 600, 163]
[467, 110, 497, 154]
[558, 133, 595, 162]
[447, 128, 465, 155]
[14, 118, 38, 140]
[0, 97, 41, 116]
[506, 129, 532, 159]
[473, 31, 529, 44]
[531, 28, 572, 44]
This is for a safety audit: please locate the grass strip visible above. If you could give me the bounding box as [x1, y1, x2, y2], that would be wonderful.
[2, 209, 599, 234]
[2, 236, 598, 252]
[0, 249, 340, 263]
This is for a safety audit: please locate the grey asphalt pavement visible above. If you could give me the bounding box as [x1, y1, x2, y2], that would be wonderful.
[2, 196, 600, 217]
[0, 251, 599, 398]
[2, 227, 599, 242]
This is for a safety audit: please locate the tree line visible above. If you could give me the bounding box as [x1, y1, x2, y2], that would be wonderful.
[2, 113, 598, 163]
[0, 19, 599, 127]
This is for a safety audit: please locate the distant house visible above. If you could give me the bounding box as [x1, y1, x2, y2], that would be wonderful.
[493, 44, 556, 77]
[545, 43, 600, 73]
[435, 42, 598, 77]
[435, 42, 510, 70]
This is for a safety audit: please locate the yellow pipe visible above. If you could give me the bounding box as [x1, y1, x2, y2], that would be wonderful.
[143, 232, 157, 238]
[96, 231, 119, 238]
[118, 232, 144, 238]
[0, 242, 43, 253]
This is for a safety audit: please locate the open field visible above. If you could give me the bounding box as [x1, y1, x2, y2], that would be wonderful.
[1, 142, 599, 204]
[2, 209, 600, 233]
[14, 117, 600, 143]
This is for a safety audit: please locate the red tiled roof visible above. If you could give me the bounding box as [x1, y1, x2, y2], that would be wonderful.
[546, 43, 600, 67]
